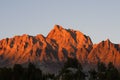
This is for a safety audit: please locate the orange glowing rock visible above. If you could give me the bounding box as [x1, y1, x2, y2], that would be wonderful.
[0, 25, 120, 72]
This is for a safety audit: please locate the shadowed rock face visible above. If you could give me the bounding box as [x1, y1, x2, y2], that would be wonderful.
[0, 25, 120, 73]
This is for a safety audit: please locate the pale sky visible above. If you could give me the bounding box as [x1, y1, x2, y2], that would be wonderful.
[0, 0, 120, 43]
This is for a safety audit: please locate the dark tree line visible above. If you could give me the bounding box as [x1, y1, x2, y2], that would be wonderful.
[0, 59, 120, 80]
[0, 63, 54, 80]
[55, 58, 86, 80]
[89, 62, 120, 80]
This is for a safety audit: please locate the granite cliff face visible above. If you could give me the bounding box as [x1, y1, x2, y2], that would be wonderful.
[0, 25, 120, 72]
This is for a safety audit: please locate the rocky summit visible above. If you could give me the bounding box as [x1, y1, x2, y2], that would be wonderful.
[0, 25, 120, 73]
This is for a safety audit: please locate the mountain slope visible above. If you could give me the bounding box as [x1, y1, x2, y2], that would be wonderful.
[0, 25, 120, 73]
[0, 25, 93, 73]
[88, 39, 120, 69]
[47, 25, 93, 63]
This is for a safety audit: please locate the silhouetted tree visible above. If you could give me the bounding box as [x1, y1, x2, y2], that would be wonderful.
[89, 62, 120, 80]
[97, 62, 106, 80]
[89, 69, 97, 80]
[97, 62, 106, 72]
[0, 67, 12, 80]
[57, 58, 85, 80]
[105, 62, 119, 80]
[27, 62, 43, 80]
[13, 64, 24, 80]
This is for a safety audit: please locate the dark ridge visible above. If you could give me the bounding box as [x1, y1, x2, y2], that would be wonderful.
[114, 44, 120, 52]
[30, 50, 33, 56]
[36, 48, 42, 57]
[32, 37, 38, 44]
[9, 40, 14, 48]
[24, 42, 29, 49]
[62, 48, 68, 57]
[67, 29, 77, 43]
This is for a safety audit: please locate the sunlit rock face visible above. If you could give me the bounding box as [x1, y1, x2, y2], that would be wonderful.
[88, 39, 120, 69]
[1, 25, 120, 73]
[47, 25, 93, 63]
[0, 25, 92, 66]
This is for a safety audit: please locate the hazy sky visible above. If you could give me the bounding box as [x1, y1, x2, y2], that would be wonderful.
[0, 0, 120, 43]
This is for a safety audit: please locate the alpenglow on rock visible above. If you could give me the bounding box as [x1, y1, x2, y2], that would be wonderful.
[0, 25, 93, 66]
[88, 39, 120, 69]
[0, 25, 120, 73]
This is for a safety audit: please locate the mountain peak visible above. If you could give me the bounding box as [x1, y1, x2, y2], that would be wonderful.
[105, 38, 111, 43]
[47, 25, 92, 46]
[46, 25, 93, 61]
[53, 25, 64, 30]
[103, 38, 112, 47]
[47, 25, 64, 38]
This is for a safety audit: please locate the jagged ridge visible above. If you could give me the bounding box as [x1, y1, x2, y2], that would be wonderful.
[0, 25, 120, 73]
[88, 39, 120, 69]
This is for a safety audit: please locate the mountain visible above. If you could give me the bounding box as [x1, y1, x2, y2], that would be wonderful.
[47, 25, 93, 63]
[0, 25, 93, 73]
[88, 39, 120, 69]
[0, 25, 120, 73]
